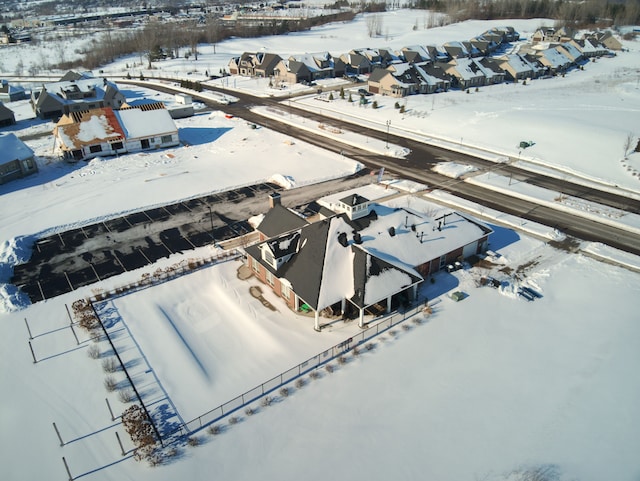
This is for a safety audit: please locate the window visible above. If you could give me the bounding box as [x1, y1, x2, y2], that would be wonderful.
[439, 255, 447, 269]
[262, 249, 275, 266]
[111, 141, 123, 150]
[141, 139, 150, 149]
[266, 271, 274, 286]
[161, 135, 173, 144]
[89, 145, 102, 154]
[252, 258, 260, 273]
[282, 283, 290, 300]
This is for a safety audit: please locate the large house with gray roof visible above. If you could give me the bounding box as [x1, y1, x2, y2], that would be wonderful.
[246, 190, 492, 331]
[30, 75, 125, 120]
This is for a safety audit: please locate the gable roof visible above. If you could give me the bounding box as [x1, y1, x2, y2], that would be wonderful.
[257, 203, 309, 238]
[0, 133, 34, 163]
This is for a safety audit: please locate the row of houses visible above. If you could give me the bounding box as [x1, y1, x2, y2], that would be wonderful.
[245, 188, 492, 330]
[228, 26, 619, 96]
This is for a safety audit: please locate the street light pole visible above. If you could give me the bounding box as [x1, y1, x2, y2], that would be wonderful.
[386, 120, 391, 149]
[207, 205, 214, 237]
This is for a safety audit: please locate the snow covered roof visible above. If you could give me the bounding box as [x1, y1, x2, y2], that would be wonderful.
[0, 133, 34, 163]
[115, 106, 177, 139]
[41, 77, 118, 105]
[248, 193, 491, 312]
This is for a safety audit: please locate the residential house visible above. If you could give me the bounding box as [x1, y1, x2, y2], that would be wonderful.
[0, 133, 37, 184]
[571, 38, 606, 58]
[245, 190, 492, 330]
[495, 54, 540, 81]
[470, 36, 497, 56]
[532, 26, 574, 45]
[478, 58, 505, 84]
[400, 46, 431, 64]
[290, 52, 335, 81]
[594, 31, 623, 51]
[31, 77, 125, 120]
[0, 102, 16, 127]
[440, 58, 488, 89]
[339, 51, 372, 75]
[532, 26, 557, 44]
[228, 52, 282, 77]
[488, 26, 520, 42]
[54, 103, 179, 162]
[533, 47, 573, 74]
[0, 79, 28, 102]
[557, 42, 584, 65]
[368, 62, 449, 97]
[443, 41, 471, 59]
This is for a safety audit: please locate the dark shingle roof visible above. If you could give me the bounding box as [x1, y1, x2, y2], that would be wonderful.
[257, 203, 308, 238]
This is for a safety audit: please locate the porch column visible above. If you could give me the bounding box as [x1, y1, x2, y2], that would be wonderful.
[314, 310, 320, 332]
[358, 308, 364, 328]
[412, 284, 418, 301]
[294, 294, 299, 312]
[340, 298, 346, 315]
[386, 295, 392, 313]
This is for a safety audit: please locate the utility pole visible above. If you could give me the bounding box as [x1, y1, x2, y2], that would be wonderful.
[386, 120, 391, 149]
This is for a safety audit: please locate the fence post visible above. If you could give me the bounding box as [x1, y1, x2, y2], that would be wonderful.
[24, 317, 33, 340]
[29, 341, 37, 363]
[115, 431, 126, 456]
[69, 322, 79, 345]
[53, 422, 64, 446]
[62, 456, 73, 481]
[105, 398, 115, 421]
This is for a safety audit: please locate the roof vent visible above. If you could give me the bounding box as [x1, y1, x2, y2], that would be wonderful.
[353, 232, 362, 244]
[388, 226, 396, 237]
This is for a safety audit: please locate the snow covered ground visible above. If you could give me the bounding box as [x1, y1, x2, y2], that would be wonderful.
[1, 11, 640, 481]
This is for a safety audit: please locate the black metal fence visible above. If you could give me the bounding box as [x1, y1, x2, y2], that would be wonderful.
[169, 300, 429, 438]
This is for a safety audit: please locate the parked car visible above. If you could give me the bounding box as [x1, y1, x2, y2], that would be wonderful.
[358, 88, 372, 96]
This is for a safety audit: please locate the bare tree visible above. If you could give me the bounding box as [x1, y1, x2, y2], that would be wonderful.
[623, 132, 635, 158]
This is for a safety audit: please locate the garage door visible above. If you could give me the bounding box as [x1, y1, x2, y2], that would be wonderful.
[462, 241, 477, 258]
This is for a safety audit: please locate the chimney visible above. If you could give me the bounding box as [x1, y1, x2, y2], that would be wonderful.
[268, 192, 281, 209]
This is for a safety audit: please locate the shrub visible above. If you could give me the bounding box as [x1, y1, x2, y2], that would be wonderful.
[295, 378, 305, 389]
[352, 347, 360, 357]
[245, 407, 256, 416]
[261, 396, 273, 407]
[394, 101, 400, 109]
[337, 356, 347, 365]
[228, 416, 239, 425]
[122, 405, 157, 462]
[328, 92, 334, 101]
[365, 343, 375, 351]
[87, 344, 100, 359]
[372, 100, 378, 109]
[118, 388, 134, 404]
[104, 376, 117, 392]
[402, 323, 411, 331]
[309, 370, 320, 380]
[187, 436, 200, 447]
[399, 105, 405, 114]
[325, 364, 334, 373]
[279, 387, 290, 398]
[207, 424, 221, 436]
[102, 357, 118, 373]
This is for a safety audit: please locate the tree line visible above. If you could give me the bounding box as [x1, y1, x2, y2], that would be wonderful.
[413, 0, 640, 27]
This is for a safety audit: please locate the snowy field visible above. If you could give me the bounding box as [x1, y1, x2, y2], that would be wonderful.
[1, 10, 640, 481]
